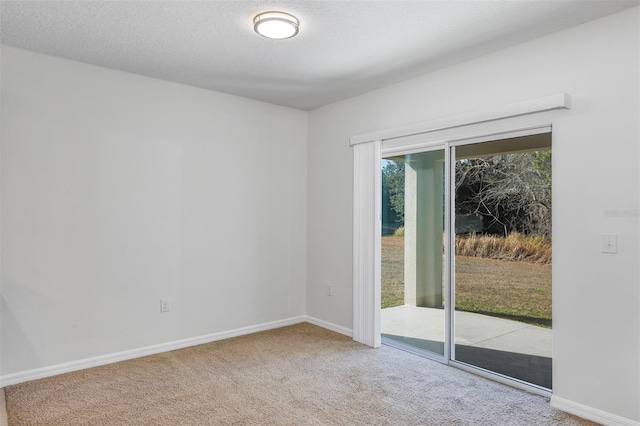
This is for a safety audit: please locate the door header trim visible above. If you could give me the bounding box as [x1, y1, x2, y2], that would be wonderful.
[350, 93, 570, 146]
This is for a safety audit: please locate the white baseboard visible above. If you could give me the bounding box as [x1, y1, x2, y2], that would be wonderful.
[305, 315, 353, 337]
[551, 396, 639, 426]
[0, 315, 307, 388]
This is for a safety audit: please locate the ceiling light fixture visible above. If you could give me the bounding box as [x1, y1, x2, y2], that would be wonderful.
[253, 11, 299, 40]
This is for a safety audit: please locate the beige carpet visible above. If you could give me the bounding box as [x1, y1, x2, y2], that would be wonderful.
[5, 323, 597, 425]
[1, 387, 7, 426]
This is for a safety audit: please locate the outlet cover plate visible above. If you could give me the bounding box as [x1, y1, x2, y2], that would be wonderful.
[160, 298, 171, 312]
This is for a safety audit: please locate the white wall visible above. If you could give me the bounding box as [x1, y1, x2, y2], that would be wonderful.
[307, 7, 639, 423]
[1, 47, 308, 377]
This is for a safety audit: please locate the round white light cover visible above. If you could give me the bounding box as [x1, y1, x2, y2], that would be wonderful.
[254, 12, 299, 40]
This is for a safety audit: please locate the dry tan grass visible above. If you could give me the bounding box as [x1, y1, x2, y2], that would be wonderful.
[455, 233, 551, 264]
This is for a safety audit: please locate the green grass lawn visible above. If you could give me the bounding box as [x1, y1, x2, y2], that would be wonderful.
[381, 235, 405, 309]
[382, 236, 552, 327]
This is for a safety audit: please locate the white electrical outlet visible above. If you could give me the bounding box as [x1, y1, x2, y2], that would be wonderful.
[601, 233, 617, 254]
[160, 298, 171, 312]
[327, 284, 333, 296]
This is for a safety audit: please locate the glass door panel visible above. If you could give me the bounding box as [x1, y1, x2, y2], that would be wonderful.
[452, 135, 552, 389]
[381, 148, 446, 358]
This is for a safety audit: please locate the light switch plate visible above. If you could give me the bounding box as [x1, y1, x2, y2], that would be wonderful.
[601, 233, 617, 254]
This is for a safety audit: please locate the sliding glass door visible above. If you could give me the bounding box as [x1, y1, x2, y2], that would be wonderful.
[380, 130, 552, 391]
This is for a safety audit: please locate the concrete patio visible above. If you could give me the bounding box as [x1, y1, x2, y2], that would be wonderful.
[381, 305, 551, 358]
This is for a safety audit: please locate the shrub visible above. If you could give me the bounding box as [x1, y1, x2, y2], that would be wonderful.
[393, 227, 405, 237]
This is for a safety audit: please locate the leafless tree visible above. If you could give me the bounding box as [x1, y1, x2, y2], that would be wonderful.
[455, 151, 551, 236]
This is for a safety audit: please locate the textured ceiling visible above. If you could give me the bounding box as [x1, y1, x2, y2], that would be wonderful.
[1, 0, 638, 110]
